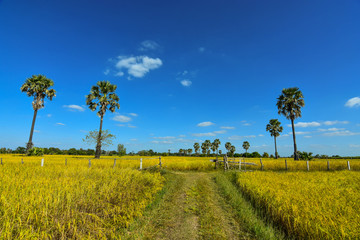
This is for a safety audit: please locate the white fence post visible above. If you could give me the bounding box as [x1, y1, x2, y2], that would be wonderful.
[140, 158, 143, 170]
[327, 160, 330, 171]
[88, 159, 91, 168]
[306, 161, 309, 171]
[41, 158, 44, 167]
[347, 161, 351, 170]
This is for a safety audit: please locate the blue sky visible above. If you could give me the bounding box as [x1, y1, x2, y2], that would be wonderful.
[0, 0, 359, 156]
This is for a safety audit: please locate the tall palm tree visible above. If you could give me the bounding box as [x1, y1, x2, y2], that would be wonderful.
[230, 145, 236, 157]
[242, 141, 250, 157]
[21, 75, 56, 151]
[211, 144, 216, 155]
[201, 143, 207, 155]
[266, 119, 283, 159]
[225, 142, 232, 156]
[276, 87, 305, 160]
[213, 138, 221, 156]
[86, 81, 120, 158]
[204, 140, 211, 157]
[193, 143, 200, 155]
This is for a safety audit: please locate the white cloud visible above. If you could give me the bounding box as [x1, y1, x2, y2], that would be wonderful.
[192, 132, 216, 137]
[115, 55, 162, 78]
[198, 47, 205, 52]
[318, 128, 345, 132]
[323, 130, 360, 137]
[63, 105, 85, 112]
[258, 134, 264, 137]
[345, 97, 360, 108]
[151, 140, 173, 144]
[56, 123, 65, 126]
[104, 69, 110, 75]
[34, 130, 40, 133]
[180, 80, 192, 87]
[139, 40, 160, 51]
[153, 136, 176, 140]
[128, 124, 137, 128]
[323, 120, 349, 126]
[221, 126, 235, 130]
[129, 113, 138, 117]
[112, 114, 131, 122]
[288, 121, 321, 128]
[46, 114, 52, 117]
[197, 121, 215, 127]
[295, 131, 311, 135]
[304, 136, 312, 138]
[213, 130, 227, 134]
[350, 144, 360, 148]
[228, 135, 256, 140]
[130, 138, 137, 141]
[179, 134, 186, 138]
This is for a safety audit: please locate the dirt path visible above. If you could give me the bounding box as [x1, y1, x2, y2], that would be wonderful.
[122, 172, 252, 240]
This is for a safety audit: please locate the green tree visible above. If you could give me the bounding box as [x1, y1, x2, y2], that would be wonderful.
[193, 143, 200, 155]
[230, 145, 236, 157]
[187, 148, 193, 156]
[83, 130, 116, 151]
[86, 81, 120, 158]
[262, 152, 269, 158]
[117, 144, 126, 156]
[276, 87, 305, 160]
[212, 139, 221, 156]
[225, 142, 232, 156]
[242, 141, 250, 157]
[21, 75, 56, 151]
[266, 119, 283, 159]
[204, 140, 211, 156]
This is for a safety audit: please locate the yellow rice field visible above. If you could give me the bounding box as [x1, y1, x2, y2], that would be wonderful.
[0, 155, 164, 239]
[236, 171, 360, 239]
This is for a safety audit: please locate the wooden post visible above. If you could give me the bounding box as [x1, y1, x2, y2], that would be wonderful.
[285, 159, 288, 171]
[88, 159, 91, 168]
[65, 158, 67, 166]
[244, 158, 246, 172]
[41, 158, 44, 167]
[0, 158, 2, 165]
[239, 158, 242, 170]
[306, 161, 309, 171]
[159, 156, 162, 169]
[21, 158, 24, 164]
[113, 158, 117, 168]
[140, 158, 143, 170]
[327, 160, 330, 171]
[223, 155, 227, 171]
[215, 156, 218, 169]
[347, 161, 351, 170]
[260, 158, 263, 171]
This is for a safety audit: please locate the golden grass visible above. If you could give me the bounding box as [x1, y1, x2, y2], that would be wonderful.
[236, 171, 360, 239]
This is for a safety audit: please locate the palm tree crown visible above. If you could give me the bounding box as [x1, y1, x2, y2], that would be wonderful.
[266, 119, 283, 137]
[276, 87, 305, 120]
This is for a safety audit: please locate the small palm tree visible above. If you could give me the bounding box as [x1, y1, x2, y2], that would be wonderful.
[225, 142, 232, 156]
[276, 87, 305, 160]
[230, 145, 236, 157]
[193, 143, 200, 155]
[213, 139, 221, 156]
[204, 140, 211, 157]
[188, 148, 193, 156]
[86, 81, 120, 158]
[266, 119, 283, 159]
[21, 75, 56, 151]
[242, 141, 250, 157]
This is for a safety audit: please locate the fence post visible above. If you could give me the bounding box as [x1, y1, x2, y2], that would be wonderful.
[41, 158, 44, 167]
[244, 158, 246, 172]
[65, 158, 67, 166]
[0, 158, 2, 165]
[88, 159, 91, 168]
[285, 159, 288, 171]
[113, 158, 117, 168]
[140, 158, 143, 170]
[159, 156, 162, 169]
[306, 161, 309, 171]
[347, 161, 351, 170]
[239, 158, 242, 170]
[21, 158, 24, 164]
[260, 158, 263, 171]
[327, 160, 330, 171]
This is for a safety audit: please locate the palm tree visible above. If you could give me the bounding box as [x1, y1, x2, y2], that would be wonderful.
[193, 143, 200, 155]
[276, 87, 305, 160]
[21, 75, 56, 151]
[225, 142, 232, 156]
[230, 145, 236, 157]
[204, 140, 211, 157]
[179, 149, 184, 156]
[242, 141, 250, 157]
[86, 81, 120, 158]
[213, 139, 221, 156]
[188, 148, 193, 156]
[266, 119, 283, 159]
[201, 143, 207, 155]
[211, 143, 216, 155]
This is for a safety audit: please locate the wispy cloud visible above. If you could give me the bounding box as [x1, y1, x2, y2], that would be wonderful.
[104, 69, 110, 75]
[192, 132, 216, 137]
[304, 136, 312, 138]
[180, 80, 192, 87]
[117, 123, 136, 128]
[139, 40, 160, 51]
[345, 97, 360, 108]
[115, 55, 162, 78]
[46, 114, 52, 117]
[153, 136, 176, 140]
[34, 130, 40, 133]
[323, 120, 349, 126]
[197, 121, 215, 127]
[258, 134, 264, 137]
[151, 140, 173, 144]
[129, 113, 138, 117]
[56, 123, 65, 126]
[213, 130, 227, 134]
[63, 105, 85, 112]
[220, 126, 235, 130]
[112, 114, 132, 122]
[288, 121, 321, 128]
[198, 47, 205, 53]
[350, 144, 360, 148]
[323, 130, 360, 137]
[228, 135, 256, 140]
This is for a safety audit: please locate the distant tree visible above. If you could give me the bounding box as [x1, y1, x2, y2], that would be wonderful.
[262, 152, 269, 158]
[298, 151, 314, 161]
[27, 147, 44, 156]
[266, 119, 283, 159]
[193, 143, 200, 155]
[168, 149, 171, 156]
[204, 140, 211, 156]
[230, 145, 236, 157]
[83, 129, 116, 150]
[212, 139, 221, 156]
[179, 149, 184, 156]
[201, 143, 207, 155]
[211, 144, 216, 155]
[242, 141, 250, 157]
[86, 81, 120, 158]
[148, 149, 154, 156]
[21, 74, 56, 151]
[117, 144, 126, 156]
[219, 150, 222, 155]
[251, 151, 261, 158]
[277, 87, 305, 160]
[15, 146, 26, 154]
[225, 142, 232, 156]
[187, 148, 193, 156]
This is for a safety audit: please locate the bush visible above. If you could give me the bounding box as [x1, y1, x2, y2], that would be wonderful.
[27, 147, 44, 156]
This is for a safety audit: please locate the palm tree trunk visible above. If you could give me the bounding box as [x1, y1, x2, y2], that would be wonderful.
[95, 115, 104, 159]
[26, 109, 38, 151]
[291, 118, 299, 160]
[274, 136, 278, 159]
